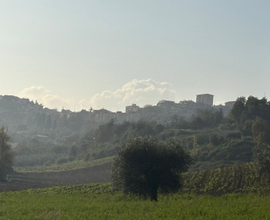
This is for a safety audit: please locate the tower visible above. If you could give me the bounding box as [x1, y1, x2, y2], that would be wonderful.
[196, 94, 214, 106]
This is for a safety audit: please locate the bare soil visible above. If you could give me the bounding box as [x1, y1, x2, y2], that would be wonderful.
[0, 163, 112, 192]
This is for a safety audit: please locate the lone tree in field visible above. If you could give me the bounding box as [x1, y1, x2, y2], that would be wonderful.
[0, 127, 14, 181]
[112, 137, 193, 201]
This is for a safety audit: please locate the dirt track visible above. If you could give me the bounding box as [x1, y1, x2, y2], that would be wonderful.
[0, 163, 112, 192]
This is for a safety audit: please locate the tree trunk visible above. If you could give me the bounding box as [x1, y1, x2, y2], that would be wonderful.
[0, 172, 5, 182]
[150, 188, 158, 201]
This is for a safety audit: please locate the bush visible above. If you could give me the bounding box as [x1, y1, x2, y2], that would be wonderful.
[56, 158, 69, 164]
[226, 131, 242, 139]
[209, 134, 224, 146]
[195, 133, 210, 145]
[84, 153, 90, 161]
[159, 130, 175, 141]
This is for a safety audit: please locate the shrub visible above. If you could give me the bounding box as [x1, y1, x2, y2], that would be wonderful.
[226, 131, 242, 139]
[56, 158, 69, 164]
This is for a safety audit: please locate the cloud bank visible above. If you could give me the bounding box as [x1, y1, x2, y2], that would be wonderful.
[18, 79, 177, 112]
[18, 86, 75, 110]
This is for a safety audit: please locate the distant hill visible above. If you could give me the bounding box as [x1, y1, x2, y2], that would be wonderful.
[0, 95, 231, 145]
[0, 94, 258, 172]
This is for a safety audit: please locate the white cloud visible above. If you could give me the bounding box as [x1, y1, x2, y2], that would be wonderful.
[18, 79, 177, 112]
[81, 79, 177, 111]
[18, 86, 74, 110]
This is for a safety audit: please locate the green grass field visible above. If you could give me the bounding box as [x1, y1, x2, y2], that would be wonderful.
[1, 183, 270, 220]
[2, 163, 270, 219]
[13, 156, 114, 173]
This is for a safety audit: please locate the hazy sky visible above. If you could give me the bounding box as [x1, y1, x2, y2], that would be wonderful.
[1, 1, 270, 111]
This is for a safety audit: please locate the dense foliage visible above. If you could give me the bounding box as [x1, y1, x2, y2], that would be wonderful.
[112, 137, 193, 201]
[0, 128, 14, 181]
[229, 96, 270, 185]
[9, 95, 270, 176]
[12, 107, 252, 171]
[230, 96, 270, 136]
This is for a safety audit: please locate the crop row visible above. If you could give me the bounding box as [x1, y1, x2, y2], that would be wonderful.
[24, 163, 270, 196]
[182, 163, 269, 194]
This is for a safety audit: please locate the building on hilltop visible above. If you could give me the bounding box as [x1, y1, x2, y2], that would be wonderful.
[225, 101, 236, 109]
[196, 94, 214, 106]
[126, 104, 140, 113]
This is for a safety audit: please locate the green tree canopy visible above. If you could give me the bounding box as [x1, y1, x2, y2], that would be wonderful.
[112, 137, 193, 201]
[0, 127, 14, 181]
[230, 96, 270, 136]
[252, 118, 270, 145]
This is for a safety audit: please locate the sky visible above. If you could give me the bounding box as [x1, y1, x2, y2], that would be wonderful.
[1, 1, 270, 112]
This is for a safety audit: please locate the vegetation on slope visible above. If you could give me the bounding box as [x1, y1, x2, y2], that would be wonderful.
[12, 108, 248, 171]
[14, 156, 113, 173]
[4, 95, 270, 179]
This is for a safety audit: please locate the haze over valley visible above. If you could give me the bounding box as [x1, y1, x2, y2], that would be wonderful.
[1, 1, 270, 219]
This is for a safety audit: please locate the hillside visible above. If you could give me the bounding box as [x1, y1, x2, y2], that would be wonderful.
[1, 95, 269, 173]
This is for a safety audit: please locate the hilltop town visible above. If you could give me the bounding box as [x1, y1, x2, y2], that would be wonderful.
[0, 94, 235, 132]
[0, 93, 236, 148]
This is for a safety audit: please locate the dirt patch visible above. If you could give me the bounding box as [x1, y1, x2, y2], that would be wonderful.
[0, 162, 112, 192]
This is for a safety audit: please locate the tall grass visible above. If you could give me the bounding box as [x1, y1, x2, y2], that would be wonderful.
[1, 185, 270, 220]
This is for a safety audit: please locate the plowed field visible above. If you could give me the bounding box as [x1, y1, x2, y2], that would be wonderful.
[0, 162, 111, 192]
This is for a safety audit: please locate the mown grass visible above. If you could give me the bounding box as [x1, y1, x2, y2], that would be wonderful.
[1, 184, 270, 220]
[13, 156, 113, 173]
